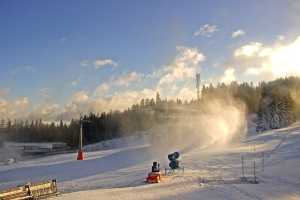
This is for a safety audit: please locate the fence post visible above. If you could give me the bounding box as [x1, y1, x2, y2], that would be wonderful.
[241, 156, 245, 178]
[253, 160, 257, 183]
[262, 152, 264, 172]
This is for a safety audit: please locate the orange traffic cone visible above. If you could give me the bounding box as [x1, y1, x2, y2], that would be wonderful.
[77, 149, 84, 160]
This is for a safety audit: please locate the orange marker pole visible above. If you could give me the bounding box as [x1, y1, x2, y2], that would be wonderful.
[77, 119, 84, 160]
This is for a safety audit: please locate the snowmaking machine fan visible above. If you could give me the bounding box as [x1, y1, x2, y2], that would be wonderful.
[165, 152, 184, 175]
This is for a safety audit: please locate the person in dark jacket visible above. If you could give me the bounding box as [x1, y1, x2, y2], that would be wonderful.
[152, 161, 160, 172]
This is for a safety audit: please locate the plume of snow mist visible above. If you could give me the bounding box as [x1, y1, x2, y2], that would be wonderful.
[290, 88, 300, 117]
[149, 97, 247, 154]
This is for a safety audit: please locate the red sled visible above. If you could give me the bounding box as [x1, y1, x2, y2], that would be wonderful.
[146, 172, 161, 183]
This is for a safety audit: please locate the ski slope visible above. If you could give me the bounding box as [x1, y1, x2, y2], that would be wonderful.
[1, 122, 300, 200]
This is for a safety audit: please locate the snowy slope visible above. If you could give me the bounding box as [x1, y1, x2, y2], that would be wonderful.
[1, 122, 300, 199]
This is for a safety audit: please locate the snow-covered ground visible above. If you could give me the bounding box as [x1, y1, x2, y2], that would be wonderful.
[1, 122, 300, 199]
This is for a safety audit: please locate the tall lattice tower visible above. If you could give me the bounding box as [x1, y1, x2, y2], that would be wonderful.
[196, 73, 201, 101]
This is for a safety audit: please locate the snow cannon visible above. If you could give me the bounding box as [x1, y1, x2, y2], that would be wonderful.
[165, 152, 184, 175]
[146, 161, 161, 183]
[168, 152, 180, 169]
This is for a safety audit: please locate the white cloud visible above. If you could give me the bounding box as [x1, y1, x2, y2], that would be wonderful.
[114, 71, 142, 86]
[158, 46, 205, 86]
[94, 59, 118, 69]
[277, 35, 285, 41]
[29, 103, 61, 121]
[15, 97, 29, 108]
[52, 91, 92, 120]
[51, 88, 157, 120]
[231, 35, 300, 80]
[244, 67, 262, 75]
[92, 71, 142, 98]
[71, 80, 79, 86]
[232, 30, 246, 38]
[154, 46, 206, 100]
[39, 88, 51, 100]
[234, 42, 263, 57]
[92, 88, 156, 113]
[0, 96, 30, 119]
[158, 67, 194, 86]
[194, 24, 218, 37]
[94, 83, 110, 97]
[220, 68, 236, 84]
[71, 90, 89, 104]
[39, 104, 60, 117]
[80, 59, 89, 67]
[80, 58, 118, 69]
[265, 37, 300, 77]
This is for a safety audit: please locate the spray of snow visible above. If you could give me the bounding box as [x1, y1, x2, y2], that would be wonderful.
[149, 97, 247, 154]
[290, 88, 300, 113]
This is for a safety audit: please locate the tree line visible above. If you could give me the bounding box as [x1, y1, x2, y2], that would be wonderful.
[1, 76, 300, 148]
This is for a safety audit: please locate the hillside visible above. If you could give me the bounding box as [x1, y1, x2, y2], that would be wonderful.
[1, 122, 300, 199]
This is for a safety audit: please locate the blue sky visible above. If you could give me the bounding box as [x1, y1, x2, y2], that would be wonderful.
[0, 0, 300, 120]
